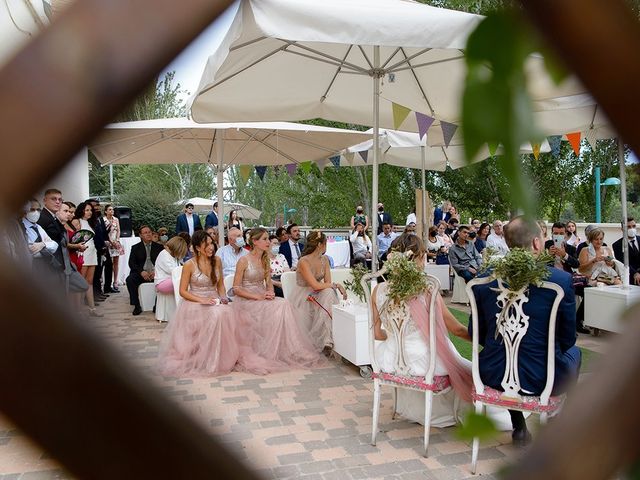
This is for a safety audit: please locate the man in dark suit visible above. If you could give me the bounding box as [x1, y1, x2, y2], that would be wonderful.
[470, 216, 581, 446]
[126, 225, 163, 315]
[87, 198, 111, 299]
[37, 188, 65, 276]
[612, 217, 640, 285]
[544, 222, 580, 274]
[279, 223, 304, 270]
[376, 203, 392, 235]
[205, 201, 219, 229]
[175, 203, 202, 235]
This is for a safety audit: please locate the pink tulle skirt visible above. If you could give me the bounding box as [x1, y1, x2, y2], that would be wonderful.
[232, 285, 326, 371]
[158, 299, 240, 377]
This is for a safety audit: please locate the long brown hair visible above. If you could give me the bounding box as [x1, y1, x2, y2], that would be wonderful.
[301, 230, 326, 257]
[191, 230, 218, 286]
[247, 227, 270, 282]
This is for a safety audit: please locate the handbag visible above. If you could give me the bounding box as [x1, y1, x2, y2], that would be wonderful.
[66, 270, 89, 293]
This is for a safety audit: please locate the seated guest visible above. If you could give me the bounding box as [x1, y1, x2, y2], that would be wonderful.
[350, 222, 372, 267]
[373, 233, 472, 427]
[578, 228, 621, 286]
[275, 226, 289, 244]
[474, 222, 491, 254]
[470, 216, 581, 446]
[268, 234, 289, 297]
[232, 228, 324, 369]
[175, 203, 202, 235]
[176, 232, 193, 261]
[126, 225, 163, 315]
[403, 222, 417, 234]
[445, 217, 459, 237]
[575, 224, 602, 256]
[154, 236, 189, 295]
[151, 231, 160, 243]
[157, 227, 169, 244]
[545, 222, 580, 273]
[377, 222, 398, 260]
[486, 220, 510, 255]
[289, 231, 347, 352]
[204, 226, 219, 248]
[158, 230, 241, 377]
[279, 223, 304, 270]
[215, 227, 248, 277]
[426, 226, 443, 263]
[565, 220, 581, 246]
[449, 225, 482, 282]
[612, 217, 640, 286]
[72, 201, 102, 317]
[436, 221, 453, 251]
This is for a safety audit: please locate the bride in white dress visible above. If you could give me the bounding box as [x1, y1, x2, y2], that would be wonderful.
[373, 234, 512, 430]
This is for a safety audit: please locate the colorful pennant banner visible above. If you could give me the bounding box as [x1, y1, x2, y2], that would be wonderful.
[565, 132, 581, 156]
[531, 142, 541, 160]
[392, 102, 412, 130]
[547, 135, 562, 157]
[343, 152, 355, 166]
[239, 165, 252, 184]
[415, 112, 435, 140]
[286, 163, 297, 177]
[255, 166, 267, 181]
[440, 121, 458, 148]
[584, 128, 598, 151]
[300, 161, 313, 174]
[316, 157, 329, 173]
[329, 156, 341, 168]
[359, 150, 368, 163]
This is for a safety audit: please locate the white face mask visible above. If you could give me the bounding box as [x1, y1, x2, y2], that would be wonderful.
[271, 246, 280, 256]
[235, 237, 246, 248]
[26, 211, 40, 224]
[160, 235, 168, 242]
[627, 228, 637, 238]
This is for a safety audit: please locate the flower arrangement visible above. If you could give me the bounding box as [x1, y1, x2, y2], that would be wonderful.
[480, 247, 553, 293]
[384, 250, 428, 304]
[343, 264, 368, 303]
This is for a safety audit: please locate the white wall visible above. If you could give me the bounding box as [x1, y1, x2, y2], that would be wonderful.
[38, 148, 90, 205]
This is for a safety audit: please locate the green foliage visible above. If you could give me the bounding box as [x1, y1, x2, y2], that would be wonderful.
[118, 187, 181, 233]
[481, 247, 552, 292]
[456, 411, 499, 442]
[385, 252, 428, 304]
[343, 265, 369, 303]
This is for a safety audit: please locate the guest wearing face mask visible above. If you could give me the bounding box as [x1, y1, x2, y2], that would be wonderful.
[215, 226, 249, 277]
[268, 234, 290, 297]
[23, 198, 59, 275]
[613, 217, 640, 285]
[544, 222, 580, 274]
[376, 203, 392, 235]
[350, 205, 369, 232]
[157, 227, 169, 245]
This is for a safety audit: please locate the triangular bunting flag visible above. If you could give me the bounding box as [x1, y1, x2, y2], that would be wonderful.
[329, 155, 341, 168]
[359, 150, 369, 163]
[286, 163, 297, 177]
[440, 121, 458, 148]
[344, 152, 355, 166]
[255, 166, 267, 181]
[488, 142, 498, 157]
[238, 165, 252, 184]
[584, 128, 598, 150]
[415, 112, 435, 140]
[548, 135, 562, 157]
[531, 142, 541, 160]
[392, 102, 412, 130]
[300, 161, 313, 174]
[316, 158, 329, 173]
[566, 132, 581, 156]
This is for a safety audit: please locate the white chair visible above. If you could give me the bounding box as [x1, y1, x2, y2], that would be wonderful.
[138, 282, 157, 312]
[171, 266, 183, 307]
[155, 284, 176, 323]
[361, 267, 451, 457]
[281, 271, 297, 300]
[451, 269, 469, 305]
[466, 276, 566, 474]
[223, 274, 235, 297]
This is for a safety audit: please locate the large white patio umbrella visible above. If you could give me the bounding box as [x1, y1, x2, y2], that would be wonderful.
[177, 197, 262, 220]
[89, 118, 369, 241]
[189, 0, 589, 268]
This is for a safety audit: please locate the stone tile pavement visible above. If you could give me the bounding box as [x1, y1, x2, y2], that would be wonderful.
[0, 291, 611, 479]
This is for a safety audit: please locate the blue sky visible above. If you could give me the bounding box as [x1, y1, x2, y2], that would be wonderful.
[162, 2, 239, 99]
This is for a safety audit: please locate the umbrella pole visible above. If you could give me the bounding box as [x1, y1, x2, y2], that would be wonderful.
[216, 131, 225, 245]
[618, 138, 630, 288]
[371, 46, 380, 273]
[421, 145, 427, 244]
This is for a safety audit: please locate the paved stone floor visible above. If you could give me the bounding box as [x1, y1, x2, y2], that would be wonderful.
[0, 291, 611, 479]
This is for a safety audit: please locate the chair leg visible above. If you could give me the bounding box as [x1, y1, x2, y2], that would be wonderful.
[471, 401, 484, 474]
[391, 387, 398, 420]
[423, 390, 433, 457]
[371, 381, 381, 446]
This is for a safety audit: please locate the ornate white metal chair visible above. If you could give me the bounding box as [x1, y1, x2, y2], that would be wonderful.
[280, 271, 297, 300]
[361, 267, 452, 457]
[466, 276, 566, 474]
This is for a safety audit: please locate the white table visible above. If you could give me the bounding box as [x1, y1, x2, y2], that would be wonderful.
[425, 263, 450, 291]
[584, 284, 640, 333]
[116, 236, 141, 285]
[332, 304, 372, 377]
[326, 240, 350, 268]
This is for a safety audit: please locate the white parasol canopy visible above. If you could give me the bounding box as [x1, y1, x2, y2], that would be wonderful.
[178, 197, 261, 220]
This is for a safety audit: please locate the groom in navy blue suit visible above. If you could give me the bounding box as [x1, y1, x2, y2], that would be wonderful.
[470, 216, 581, 446]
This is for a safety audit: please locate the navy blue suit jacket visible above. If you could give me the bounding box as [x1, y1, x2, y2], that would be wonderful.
[175, 213, 202, 234]
[279, 240, 304, 268]
[469, 268, 577, 396]
[204, 211, 219, 229]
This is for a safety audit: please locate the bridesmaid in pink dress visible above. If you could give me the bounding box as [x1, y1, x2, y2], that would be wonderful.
[159, 230, 241, 377]
[232, 228, 325, 369]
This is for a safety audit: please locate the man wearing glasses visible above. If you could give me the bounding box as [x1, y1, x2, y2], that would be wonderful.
[37, 188, 65, 274]
[176, 202, 202, 236]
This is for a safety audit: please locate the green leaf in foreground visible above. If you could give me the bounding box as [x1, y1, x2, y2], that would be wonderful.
[456, 411, 499, 442]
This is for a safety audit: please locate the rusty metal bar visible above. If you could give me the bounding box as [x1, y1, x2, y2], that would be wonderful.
[0, 0, 263, 478]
